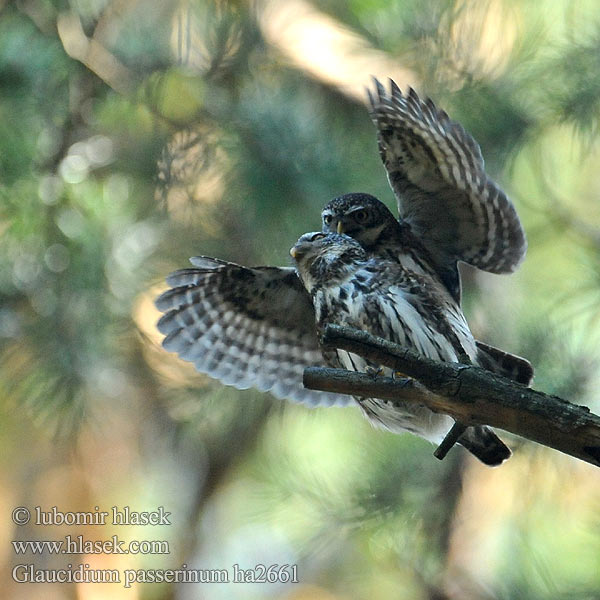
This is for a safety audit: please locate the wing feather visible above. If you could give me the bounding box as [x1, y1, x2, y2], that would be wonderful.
[475, 340, 533, 386]
[156, 257, 352, 407]
[368, 78, 527, 274]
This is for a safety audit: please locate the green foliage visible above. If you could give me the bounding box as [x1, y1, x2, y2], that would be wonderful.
[2, 1, 600, 599]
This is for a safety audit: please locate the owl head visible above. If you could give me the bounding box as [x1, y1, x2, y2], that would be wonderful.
[321, 193, 400, 248]
[290, 232, 366, 292]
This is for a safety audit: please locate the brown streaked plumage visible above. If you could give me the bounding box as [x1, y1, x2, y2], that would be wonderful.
[320, 192, 533, 387]
[321, 192, 462, 302]
[291, 232, 511, 466]
[155, 77, 533, 467]
[366, 78, 527, 278]
[156, 257, 352, 408]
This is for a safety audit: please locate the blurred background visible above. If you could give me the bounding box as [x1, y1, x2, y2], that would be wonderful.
[2, 0, 600, 598]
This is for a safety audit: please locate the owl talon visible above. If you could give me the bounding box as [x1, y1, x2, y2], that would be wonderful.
[392, 372, 412, 390]
[365, 366, 384, 379]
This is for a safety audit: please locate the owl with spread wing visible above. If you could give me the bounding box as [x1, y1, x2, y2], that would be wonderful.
[290, 231, 510, 465]
[155, 79, 532, 464]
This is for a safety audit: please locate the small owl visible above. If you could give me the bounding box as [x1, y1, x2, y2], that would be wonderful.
[319, 193, 532, 385]
[291, 231, 511, 465]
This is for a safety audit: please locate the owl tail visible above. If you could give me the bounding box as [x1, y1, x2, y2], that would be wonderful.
[475, 341, 533, 386]
[458, 426, 511, 466]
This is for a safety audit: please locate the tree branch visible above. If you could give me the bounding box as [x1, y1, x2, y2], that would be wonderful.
[303, 325, 600, 467]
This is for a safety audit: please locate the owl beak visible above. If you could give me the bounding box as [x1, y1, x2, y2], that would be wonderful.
[290, 241, 310, 260]
[337, 221, 344, 234]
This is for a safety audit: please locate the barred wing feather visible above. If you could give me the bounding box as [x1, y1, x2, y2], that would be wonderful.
[367, 78, 527, 274]
[155, 257, 352, 407]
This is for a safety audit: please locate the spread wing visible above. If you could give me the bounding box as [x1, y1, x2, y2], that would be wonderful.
[367, 78, 527, 274]
[155, 257, 352, 407]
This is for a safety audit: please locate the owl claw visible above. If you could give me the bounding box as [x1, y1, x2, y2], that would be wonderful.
[365, 365, 384, 379]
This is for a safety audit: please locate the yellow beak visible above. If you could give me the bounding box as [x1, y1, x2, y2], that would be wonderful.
[337, 221, 344, 234]
[289, 247, 297, 258]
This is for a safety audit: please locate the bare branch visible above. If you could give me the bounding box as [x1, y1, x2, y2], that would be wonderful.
[433, 422, 467, 461]
[56, 12, 134, 96]
[303, 325, 600, 468]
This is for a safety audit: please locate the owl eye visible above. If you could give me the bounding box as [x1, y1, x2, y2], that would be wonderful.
[353, 209, 369, 223]
[310, 233, 326, 242]
[323, 214, 333, 225]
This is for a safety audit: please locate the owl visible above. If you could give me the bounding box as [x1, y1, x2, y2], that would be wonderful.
[320, 79, 532, 383]
[155, 78, 532, 464]
[290, 231, 510, 465]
